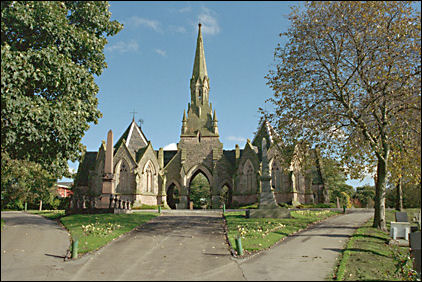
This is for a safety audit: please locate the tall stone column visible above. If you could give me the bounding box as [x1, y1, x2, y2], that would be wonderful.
[99, 130, 115, 208]
[257, 138, 278, 208]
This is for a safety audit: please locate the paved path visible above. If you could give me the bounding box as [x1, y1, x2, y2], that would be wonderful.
[1, 210, 373, 281]
[238, 211, 373, 281]
[1, 211, 71, 281]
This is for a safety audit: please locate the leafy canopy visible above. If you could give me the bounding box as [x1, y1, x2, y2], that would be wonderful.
[1, 151, 56, 209]
[1, 1, 123, 178]
[264, 1, 420, 229]
[264, 1, 420, 180]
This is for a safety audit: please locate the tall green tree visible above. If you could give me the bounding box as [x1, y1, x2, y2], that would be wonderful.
[318, 157, 354, 205]
[1, 151, 56, 209]
[1, 1, 123, 178]
[264, 1, 420, 230]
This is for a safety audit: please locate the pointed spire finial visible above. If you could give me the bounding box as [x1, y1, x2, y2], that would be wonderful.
[192, 22, 208, 81]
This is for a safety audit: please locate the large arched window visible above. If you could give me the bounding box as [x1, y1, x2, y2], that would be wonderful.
[117, 160, 130, 193]
[271, 161, 280, 190]
[243, 160, 254, 193]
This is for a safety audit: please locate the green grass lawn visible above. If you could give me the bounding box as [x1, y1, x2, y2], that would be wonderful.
[332, 209, 421, 281]
[60, 212, 157, 254]
[225, 209, 340, 255]
[1, 218, 5, 231]
[27, 210, 66, 219]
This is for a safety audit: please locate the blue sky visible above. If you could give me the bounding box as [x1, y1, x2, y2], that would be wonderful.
[63, 1, 374, 188]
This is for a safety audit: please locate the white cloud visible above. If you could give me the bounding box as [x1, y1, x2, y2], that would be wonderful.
[127, 16, 161, 32]
[155, 49, 166, 57]
[163, 143, 178, 150]
[198, 7, 220, 35]
[105, 40, 139, 53]
[227, 136, 246, 142]
[169, 25, 187, 34]
[68, 167, 76, 174]
[178, 6, 191, 13]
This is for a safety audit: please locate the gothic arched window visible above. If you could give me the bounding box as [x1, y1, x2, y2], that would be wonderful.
[198, 88, 203, 101]
[271, 161, 280, 190]
[117, 160, 130, 193]
[243, 160, 254, 193]
[144, 161, 155, 193]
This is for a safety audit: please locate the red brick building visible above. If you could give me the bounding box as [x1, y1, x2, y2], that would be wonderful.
[56, 182, 73, 198]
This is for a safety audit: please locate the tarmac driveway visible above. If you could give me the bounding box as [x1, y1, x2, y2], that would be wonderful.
[1, 211, 71, 281]
[1, 210, 373, 281]
[1, 211, 244, 281]
[62, 213, 244, 281]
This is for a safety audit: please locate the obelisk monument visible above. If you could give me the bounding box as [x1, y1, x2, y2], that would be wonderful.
[99, 130, 115, 208]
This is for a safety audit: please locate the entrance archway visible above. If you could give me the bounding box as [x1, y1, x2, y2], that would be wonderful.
[166, 183, 180, 209]
[188, 170, 211, 209]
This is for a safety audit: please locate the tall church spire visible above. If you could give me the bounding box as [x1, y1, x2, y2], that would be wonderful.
[190, 23, 210, 106]
[182, 23, 218, 138]
[192, 23, 208, 82]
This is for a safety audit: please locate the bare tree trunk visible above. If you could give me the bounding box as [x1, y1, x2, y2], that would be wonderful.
[373, 156, 387, 230]
[395, 177, 403, 211]
[39, 200, 42, 211]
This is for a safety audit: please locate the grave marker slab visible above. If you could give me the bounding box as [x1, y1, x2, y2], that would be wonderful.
[410, 231, 421, 275]
[395, 211, 409, 223]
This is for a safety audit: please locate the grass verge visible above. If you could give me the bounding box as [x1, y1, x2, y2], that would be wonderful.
[60, 212, 157, 255]
[27, 210, 66, 220]
[225, 209, 340, 255]
[1, 218, 5, 231]
[331, 209, 420, 281]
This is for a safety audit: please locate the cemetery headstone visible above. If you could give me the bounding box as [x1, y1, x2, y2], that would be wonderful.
[395, 211, 409, 223]
[410, 231, 421, 275]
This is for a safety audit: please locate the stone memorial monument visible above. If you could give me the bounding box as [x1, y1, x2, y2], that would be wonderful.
[249, 138, 290, 218]
[99, 130, 115, 208]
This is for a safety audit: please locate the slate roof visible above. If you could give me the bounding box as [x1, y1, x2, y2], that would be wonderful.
[163, 150, 178, 167]
[136, 146, 149, 162]
[223, 149, 241, 167]
[114, 120, 148, 155]
[74, 152, 97, 187]
[56, 182, 73, 188]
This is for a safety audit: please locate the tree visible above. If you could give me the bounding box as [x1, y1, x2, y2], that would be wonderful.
[189, 173, 211, 209]
[386, 179, 421, 209]
[264, 1, 420, 230]
[1, 1, 123, 178]
[353, 185, 376, 208]
[314, 155, 354, 204]
[1, 151, 56, 210]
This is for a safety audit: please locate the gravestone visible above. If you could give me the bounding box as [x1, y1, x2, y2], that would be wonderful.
[395, 211, 409, 222]
[249, 138, 290, 218]
[410, 231, 421, 275]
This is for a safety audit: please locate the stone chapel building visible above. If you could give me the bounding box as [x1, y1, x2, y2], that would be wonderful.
[73, 24, 328, 209]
